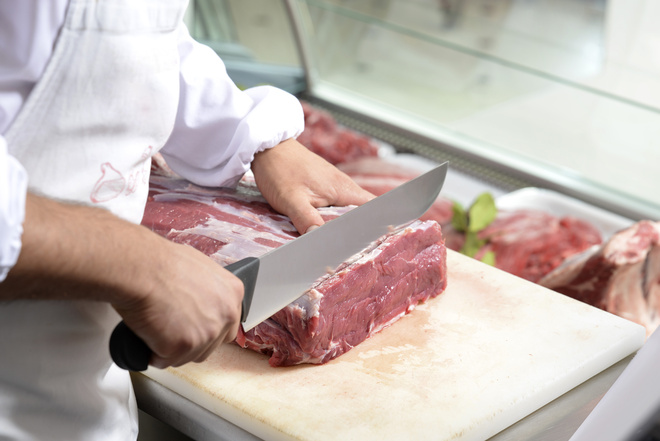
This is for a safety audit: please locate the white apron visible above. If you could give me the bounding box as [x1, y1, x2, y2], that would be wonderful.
[0, 1, 187, 439]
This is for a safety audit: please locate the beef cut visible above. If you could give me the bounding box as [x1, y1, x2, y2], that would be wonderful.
[142, 172, 349, 268]
[443, 209, 603, 283]
[236, 220, 447, 366]
[539, 220, 660, 335]
[142, 168, 448, 366]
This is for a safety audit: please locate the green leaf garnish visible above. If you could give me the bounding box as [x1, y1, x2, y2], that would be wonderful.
[451, 201, 468, 232]
[460, 231, 484, 257]
[467, 192, 497, 232]
[451, 192, 498, 265]
[480, 250, 496, 266]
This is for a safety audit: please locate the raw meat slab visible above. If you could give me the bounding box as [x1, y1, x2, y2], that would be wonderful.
[142, 172, 447, 366]
[143, 250, 644, 441]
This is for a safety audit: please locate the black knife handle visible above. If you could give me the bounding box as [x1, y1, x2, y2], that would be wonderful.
[109, 257, 260, 371]
[109, 321, 151, 371]
[224, 257, 259, 322]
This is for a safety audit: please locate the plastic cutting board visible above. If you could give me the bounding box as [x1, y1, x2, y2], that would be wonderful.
[144, 250, 645, 441]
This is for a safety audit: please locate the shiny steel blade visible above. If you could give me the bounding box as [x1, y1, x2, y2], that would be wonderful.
[242, 161, 448, 330]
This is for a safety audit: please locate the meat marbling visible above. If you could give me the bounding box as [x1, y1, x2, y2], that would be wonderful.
[142, 168, 448, 366]
[236, 220, 447, 366]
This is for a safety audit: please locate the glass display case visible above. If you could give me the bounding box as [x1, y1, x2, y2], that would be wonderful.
[137, 3, 659, 439]
[187, 0, 660, 221]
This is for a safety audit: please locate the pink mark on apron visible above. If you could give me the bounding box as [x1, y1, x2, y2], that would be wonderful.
[90, 146, 153, 203]
[90, 163, 126, 203]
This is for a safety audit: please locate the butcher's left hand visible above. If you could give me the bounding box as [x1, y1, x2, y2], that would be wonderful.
[251, 138, 374, 235]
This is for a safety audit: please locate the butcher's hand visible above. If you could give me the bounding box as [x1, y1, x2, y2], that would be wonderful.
[251, 138, 374, 234]
[111, 238, 244, 369]
[1, 193, 244, 369]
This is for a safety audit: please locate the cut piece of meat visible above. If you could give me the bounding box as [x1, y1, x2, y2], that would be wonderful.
[443, 209, 603, 283]
[297, 102, 380, 165]
[236, 220, 447, 366]
[142, 171, 448, 366]
[539, 220, 660, 336]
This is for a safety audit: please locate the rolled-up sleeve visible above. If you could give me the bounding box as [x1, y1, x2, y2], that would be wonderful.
[0, 136, 27, 282]
[160, 24, 304, 188]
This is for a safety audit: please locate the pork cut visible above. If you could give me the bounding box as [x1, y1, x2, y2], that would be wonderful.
[142, 168, 448, 366]
[539, 220, 660, 335]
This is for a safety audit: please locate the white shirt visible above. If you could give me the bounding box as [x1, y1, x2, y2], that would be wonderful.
[0, 0, 304, 279]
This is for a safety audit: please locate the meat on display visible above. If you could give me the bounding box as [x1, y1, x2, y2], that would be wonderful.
[539, 220, 660, 336]
[297, 102, 660, 341]
[441, 210, 603, 283]
[336, 156, 602, 284]
[142, 168, 448, 366]
[298, 101, 603, 283]
[297, 102, 380, 165]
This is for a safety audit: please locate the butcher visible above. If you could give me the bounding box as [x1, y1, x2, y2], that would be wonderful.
[0, 1, 373, 440]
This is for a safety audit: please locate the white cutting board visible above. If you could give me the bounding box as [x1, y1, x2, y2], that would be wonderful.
[144, 250, 644, 441]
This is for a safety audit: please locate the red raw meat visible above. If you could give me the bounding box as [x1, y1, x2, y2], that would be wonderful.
[337, 157, 454, 226]
[297, 102, 380, 165]
[443, 209, 603, 283]
[142, 173, 347, 266]
[142, 169, 448, 366]
[236, 220, 447, 366]
[539, 220, 660, 335]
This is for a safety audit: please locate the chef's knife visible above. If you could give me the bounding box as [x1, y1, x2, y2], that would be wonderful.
[110, 161, 448, 371]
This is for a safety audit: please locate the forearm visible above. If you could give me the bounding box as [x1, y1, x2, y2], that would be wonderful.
[0, 192, 156, 305]
[0, 192, 244, 368]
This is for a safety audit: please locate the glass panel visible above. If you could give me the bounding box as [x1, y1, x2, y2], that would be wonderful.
[296, 0, 660, 219]
[188, 0, 305, 93]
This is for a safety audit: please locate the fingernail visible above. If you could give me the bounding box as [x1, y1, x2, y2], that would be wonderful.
[305, 225, 320, 234]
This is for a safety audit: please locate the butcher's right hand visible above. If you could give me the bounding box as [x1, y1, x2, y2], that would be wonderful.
[1, 193, 242, 369]
[112, 239, 244, 369]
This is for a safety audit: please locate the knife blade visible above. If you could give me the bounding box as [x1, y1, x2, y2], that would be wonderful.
[109, 161, 448, 371]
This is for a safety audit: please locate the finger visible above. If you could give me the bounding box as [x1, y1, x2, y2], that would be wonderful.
[150, 354, 173, 369]
[146, 328, 217, 369]
[286, 201, 326, 235]
[152, 343, 211, 369]
[193, 338, 225, 364]
[331, 184, 375, 207]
